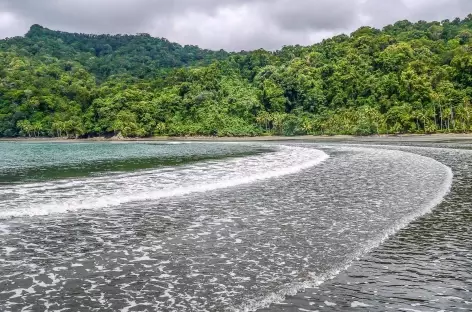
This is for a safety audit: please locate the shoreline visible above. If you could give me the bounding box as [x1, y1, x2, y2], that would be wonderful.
[2, 133, 472, 143]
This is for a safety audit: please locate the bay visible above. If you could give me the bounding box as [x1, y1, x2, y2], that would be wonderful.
[0, 140, 469, 312]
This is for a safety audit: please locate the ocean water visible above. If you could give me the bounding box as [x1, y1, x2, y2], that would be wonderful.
[0, 141, 469, 311]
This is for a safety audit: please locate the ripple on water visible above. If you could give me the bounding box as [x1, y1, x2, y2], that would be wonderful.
[0, 144, 458, 312]
[0, 146, 328, 219]
[263, 144, 471, 312]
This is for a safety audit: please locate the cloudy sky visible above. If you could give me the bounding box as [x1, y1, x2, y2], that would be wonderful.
[0, 0, 471, 51]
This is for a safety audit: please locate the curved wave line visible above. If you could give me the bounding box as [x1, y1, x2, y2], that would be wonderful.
[0, 146, 329, 219]
[237, 145, 453, 312]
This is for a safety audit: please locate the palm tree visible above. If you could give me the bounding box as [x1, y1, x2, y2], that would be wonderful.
[272, 113, 287, 135]
[256, 111, 272, 133]
[301, 117, 313, 134]
[17, 120, 32, 137]
[32, 121, 43, 137]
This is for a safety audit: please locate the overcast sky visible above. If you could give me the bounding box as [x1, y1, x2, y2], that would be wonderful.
[0, 0, 471, 51]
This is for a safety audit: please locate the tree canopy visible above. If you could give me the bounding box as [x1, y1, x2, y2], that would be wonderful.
[2, 16, 472, 138]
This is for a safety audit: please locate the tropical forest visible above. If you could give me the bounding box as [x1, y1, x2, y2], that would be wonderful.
[2, 16, 472, 138]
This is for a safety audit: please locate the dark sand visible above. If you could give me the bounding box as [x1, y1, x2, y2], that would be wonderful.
[2, 133, 472, 144]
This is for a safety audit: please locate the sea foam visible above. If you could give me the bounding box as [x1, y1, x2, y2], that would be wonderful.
[0, 145, 329, 219]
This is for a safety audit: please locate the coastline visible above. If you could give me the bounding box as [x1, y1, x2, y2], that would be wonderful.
[2, 133, 472, 143]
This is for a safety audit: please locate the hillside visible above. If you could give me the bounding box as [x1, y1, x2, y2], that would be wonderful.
[1, 25, 230, 80]
[1, 16, 472, 138]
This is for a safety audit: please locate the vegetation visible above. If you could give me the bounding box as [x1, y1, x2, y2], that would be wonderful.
[2, 16, 472, 138]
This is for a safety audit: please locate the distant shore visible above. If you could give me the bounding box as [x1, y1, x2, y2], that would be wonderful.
[2, 133, 472, 143]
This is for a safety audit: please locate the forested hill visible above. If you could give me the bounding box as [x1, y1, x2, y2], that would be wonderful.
[1, 25, 230, 80]
[2, 16, 472, 138]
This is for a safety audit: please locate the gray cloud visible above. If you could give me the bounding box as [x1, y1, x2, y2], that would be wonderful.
[363, 0, 472, 28]
[268, 0, 362, 31]
[0, 0, 471, 51]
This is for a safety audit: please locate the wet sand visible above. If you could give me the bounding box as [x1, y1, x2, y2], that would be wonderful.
[2, 133, 472, 144]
